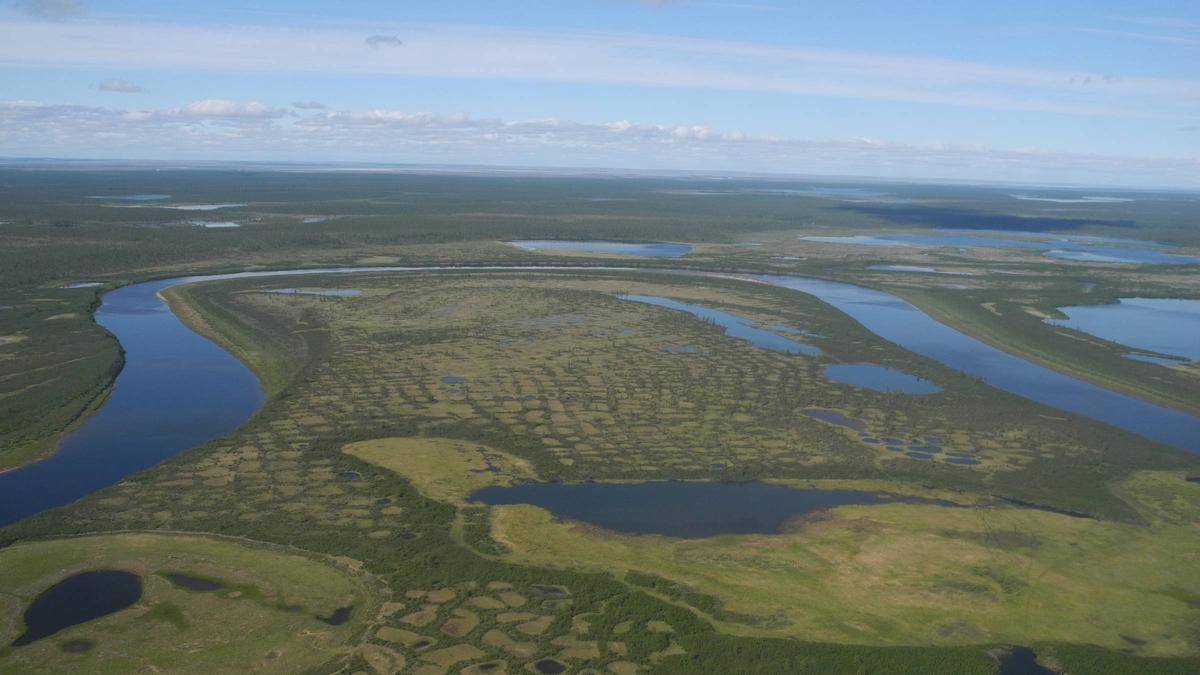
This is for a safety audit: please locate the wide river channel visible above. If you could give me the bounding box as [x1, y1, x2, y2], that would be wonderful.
[1, 266, 1197, 527]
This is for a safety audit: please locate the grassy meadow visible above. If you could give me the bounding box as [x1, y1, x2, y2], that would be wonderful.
[0, 533, 376, 674]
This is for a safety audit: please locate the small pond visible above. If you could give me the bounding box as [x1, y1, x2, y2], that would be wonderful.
[824, 364, 941, 394]
[161, 572, 224, 592]
[618, 294, 821, 356]
[190, 220, 240, 228]
[12, 570, 142, 646]
[470, 481, 954, 538]
[1046, 298, 1200, 363]
[532, 658, 568, 674]
[996, 645, 1056, 675]
[317, 606, 353, 626]
[508, 240, 692, 257]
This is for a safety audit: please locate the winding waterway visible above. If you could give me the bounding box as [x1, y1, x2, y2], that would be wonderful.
[2, 264, 1197, 527]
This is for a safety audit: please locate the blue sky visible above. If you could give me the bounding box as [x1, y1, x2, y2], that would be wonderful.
[1, 0, 1197, 187]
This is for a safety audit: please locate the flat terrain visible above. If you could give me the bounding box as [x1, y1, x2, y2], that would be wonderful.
[2, 168, 1199, 674]
[0, 533, 376, 674]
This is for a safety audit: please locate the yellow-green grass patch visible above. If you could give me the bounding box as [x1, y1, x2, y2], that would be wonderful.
[345, 437, 537, 505]
[488, 476, 1200, 656]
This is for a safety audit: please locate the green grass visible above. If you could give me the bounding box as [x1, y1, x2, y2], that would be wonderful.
[0, 532, 377, 674]
[486, 469, 1200, 655]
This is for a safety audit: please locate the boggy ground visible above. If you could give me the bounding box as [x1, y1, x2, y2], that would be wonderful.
[167, 270, 1191, 518]
[346, 435, 1200, 656]
[0, 532, 377, 673]
[3, 269, 1198, 674]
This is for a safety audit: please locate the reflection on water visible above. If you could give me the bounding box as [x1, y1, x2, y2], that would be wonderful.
[1047, 298, 1200, 363]
[471, 481, 954, 538]
[618, 294, 821, 356]
[754, 274, 1200, 452]
[823, 363, 941, 394]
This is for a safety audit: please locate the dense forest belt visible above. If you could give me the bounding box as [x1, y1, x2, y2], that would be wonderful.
[0, 289, 123, 473]
[894, 286, 1200, 416]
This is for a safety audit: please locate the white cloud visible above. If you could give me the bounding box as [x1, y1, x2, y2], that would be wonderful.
[291, 100, 326, 109]
[1, 19, 1196, 118]
[1, 99, 1195, 188]
[97, 78, 143, 93]
[164, 99, 286, 119]
[14, 0, 83, 20]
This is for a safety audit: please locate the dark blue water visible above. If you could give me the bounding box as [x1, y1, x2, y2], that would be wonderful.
[11, 570, 142, 646]
[996, 646, 1055, 675]
[509, 240, 693, 257]
[823, 363, 941, 394]
[618, 294, 821, 356]
[316, 606, 353, 626]
[470, 481, 952, 538]
[753, 274, 1200, 452]
[1047, 298, 1200, 362]
[161, 573, 224, 592]
[0, 277, 265, 527]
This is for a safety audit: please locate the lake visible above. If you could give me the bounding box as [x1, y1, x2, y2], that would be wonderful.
[1046, 298, 1200, 363]
[470, 481, 954, 538]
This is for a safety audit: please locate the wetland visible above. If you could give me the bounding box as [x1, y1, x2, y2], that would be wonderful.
[2, 168, 1199, 674]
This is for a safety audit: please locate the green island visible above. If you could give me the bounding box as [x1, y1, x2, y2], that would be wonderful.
[2, 168, 1199, 675]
